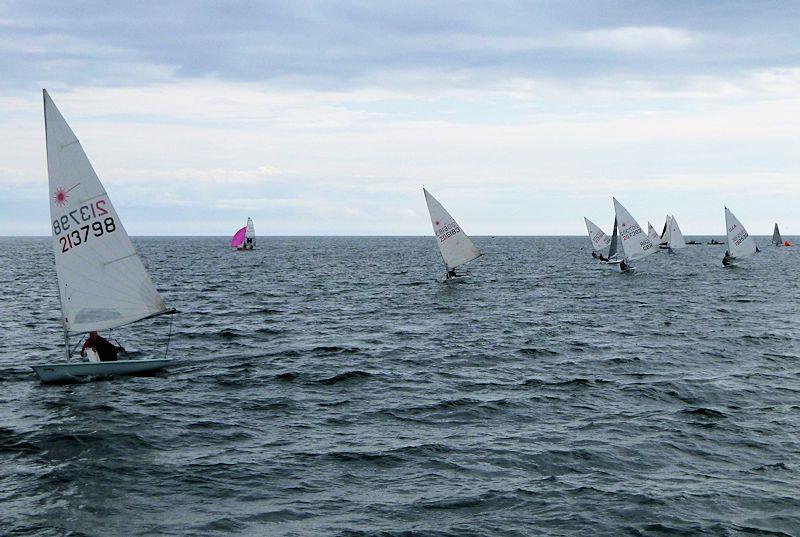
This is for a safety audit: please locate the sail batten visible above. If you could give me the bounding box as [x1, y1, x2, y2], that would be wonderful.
[424, 188, 482, 270]
[44, 90, 168, 335]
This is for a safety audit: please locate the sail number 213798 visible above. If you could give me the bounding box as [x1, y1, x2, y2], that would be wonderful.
[53, 199, 117, 253]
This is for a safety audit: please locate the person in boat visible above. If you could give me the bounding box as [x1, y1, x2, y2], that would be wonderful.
[619, 259, 628, 271]
[722, 251, 733, 266]
[81, 331, 119, 362]
[447, 268, 457, 279]
[591, 251, 597, 259]
[598, 253, 608, 262]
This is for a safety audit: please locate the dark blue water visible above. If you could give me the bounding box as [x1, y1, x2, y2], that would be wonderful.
[1, 236, 799, 536]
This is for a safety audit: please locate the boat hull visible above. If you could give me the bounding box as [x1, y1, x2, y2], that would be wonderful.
[442, 275, 469, 284]
[31, 359, 173, 383]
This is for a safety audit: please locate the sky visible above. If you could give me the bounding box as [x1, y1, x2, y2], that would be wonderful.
[1, 1, 799, 236]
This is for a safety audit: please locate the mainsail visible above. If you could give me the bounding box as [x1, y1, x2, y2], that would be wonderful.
[244, 217, 255, 248]
[45, 90, 168, 335]
[668, 215, 687, 250]
[724, 207, 757, 259]
[772, 223, 782, 246]
[424, 188, 482, 270]
[647, 222, 660, 243]
[613, 198, 657, 261]
[584, 217, 611, 254]
[659, 215, 671, 245]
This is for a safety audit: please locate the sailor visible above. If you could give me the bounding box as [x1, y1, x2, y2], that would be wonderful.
[447, 268, 457, 279]
[619, 259, 628, 272]
[591, 251, 597, 259]
[81, 331, 119, 362]
[722, 251, 732, 266]
[598, 253, 608, 262]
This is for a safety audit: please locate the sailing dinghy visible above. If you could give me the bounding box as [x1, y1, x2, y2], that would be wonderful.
[722, 207, 757, 266]
[423, 188, 483, 283]
[613, 198, 657, 272]
[584, 217, 612, 260]
[32, 90, 176, 383]
[231, 217, 255, 250]
[666, 215, 687, 253]
[772, 223, 791, 246]
[599, 218, 623, 266]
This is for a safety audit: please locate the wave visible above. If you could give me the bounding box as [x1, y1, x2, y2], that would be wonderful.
[316, 370, 372, 385]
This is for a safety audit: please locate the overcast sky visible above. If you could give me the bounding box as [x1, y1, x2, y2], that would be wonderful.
[1, 1, 799, 235]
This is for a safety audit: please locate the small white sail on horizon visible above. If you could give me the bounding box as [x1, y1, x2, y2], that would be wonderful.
[584, 217, 611, 256]
[613, 198, 657, 262]
[647, 222, 660, 244]
[667, 215, 687, 251]
[659, 215, 671, 246]
[724, 207, 757, 264]
[424, 188, 482, 278]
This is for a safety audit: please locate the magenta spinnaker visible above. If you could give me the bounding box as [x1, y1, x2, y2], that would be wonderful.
[230, 226, 246, 247]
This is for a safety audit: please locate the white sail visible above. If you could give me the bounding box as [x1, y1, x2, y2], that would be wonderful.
[772, 223, 782, 246]
[244, 217, 255, 248]
[423, 188, 482, 270]
[613, 198, 657, 261]
[584, 217, 611, 254]
[647, 222, 660, 243]
[45, 90, 168, 335]
[724, 207, 757, 259]
[659, 215, 671, 245]
[668, 215, 686, 250]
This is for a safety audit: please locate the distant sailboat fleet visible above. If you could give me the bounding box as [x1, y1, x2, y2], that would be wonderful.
[32, 89, 797, 382]
[584, 199, 792, 271]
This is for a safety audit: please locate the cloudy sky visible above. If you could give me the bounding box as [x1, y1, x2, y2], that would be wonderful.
[1, 1, 799, 235]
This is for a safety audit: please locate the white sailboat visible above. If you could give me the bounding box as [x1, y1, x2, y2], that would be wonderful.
[584, 217, 611, 259]
[658, 215, 671, 248]
[666, 215, 686, 253]
[32, 90, 176, 383]
[423, 188, 483, 283]
[722, 207, 757, 266]
[613, 198, 657, 271]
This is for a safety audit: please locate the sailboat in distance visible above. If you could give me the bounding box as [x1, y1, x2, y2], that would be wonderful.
[32, 90, 176, 383]
[613, 198, 657, 272]
[423, 188, 483, 283]
[584, 217, 611, 258]
[722, 207, 757, 267]
[666, 215, 687, 253]
[647, 222, 661, 244]
[231, 217, 255, 250]
[772, 223, 791, 246]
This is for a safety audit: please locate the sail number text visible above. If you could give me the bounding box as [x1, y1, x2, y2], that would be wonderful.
[52, 200, 108, 235]
[621, 224, 653, 251]
[437, 222, 461, 242]
[58, 218, 117, 253]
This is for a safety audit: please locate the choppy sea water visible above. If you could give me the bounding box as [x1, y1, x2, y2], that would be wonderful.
[1, 236, 799, 536]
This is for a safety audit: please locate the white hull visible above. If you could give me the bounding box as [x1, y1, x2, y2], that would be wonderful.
[31, 358, 173, 383]
[442, 275, 469, 284]
[599, 258, 623, 265]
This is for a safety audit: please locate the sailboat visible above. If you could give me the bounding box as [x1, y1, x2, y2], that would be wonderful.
[231, 217, 255, 250]
[647, 222, 661, 244]
[772, 223, 791, 246]
[666, 215, 687, 253]
[32, 90, 177, 383]
[613, 198, 657, 272]
[722, 207, 757, 266]
[423, 188, 483, 283]
[584, 217, 611, 259]
[658, 215, 671, 248]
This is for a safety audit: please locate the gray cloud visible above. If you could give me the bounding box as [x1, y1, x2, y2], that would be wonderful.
[2, 1, 799, 90]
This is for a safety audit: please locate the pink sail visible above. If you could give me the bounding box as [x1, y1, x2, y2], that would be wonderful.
[230, 226, 247, 248]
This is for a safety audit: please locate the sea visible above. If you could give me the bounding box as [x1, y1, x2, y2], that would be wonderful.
[1, 236, 798, 536]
